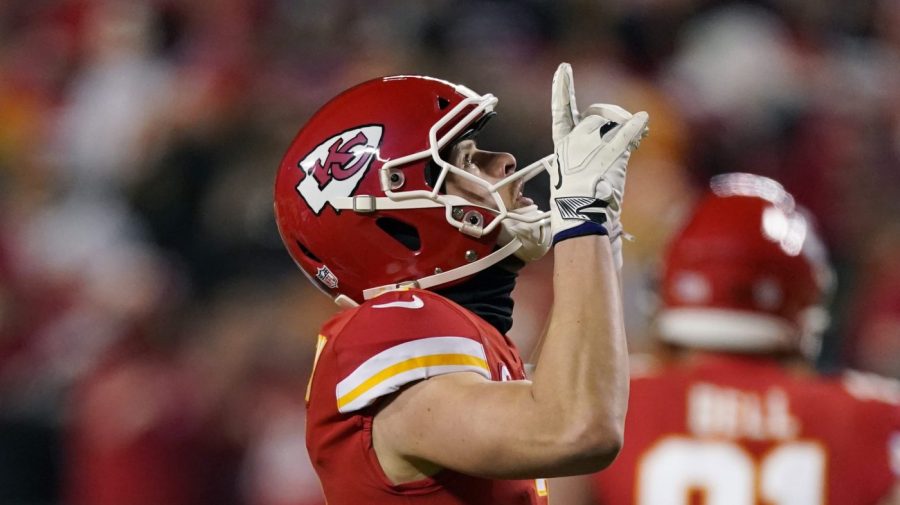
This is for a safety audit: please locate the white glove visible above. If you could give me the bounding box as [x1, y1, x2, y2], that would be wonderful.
[548, 62, 648, 251]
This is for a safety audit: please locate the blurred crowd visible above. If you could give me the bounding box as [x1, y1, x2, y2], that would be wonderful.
[0, 0, 898, 504]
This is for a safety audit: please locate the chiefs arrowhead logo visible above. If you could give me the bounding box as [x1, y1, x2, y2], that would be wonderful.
[296, 125, 383, 214]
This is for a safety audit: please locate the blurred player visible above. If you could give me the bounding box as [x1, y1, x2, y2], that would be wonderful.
[553, 173, 900, 505]
[272, 64, 648, 504]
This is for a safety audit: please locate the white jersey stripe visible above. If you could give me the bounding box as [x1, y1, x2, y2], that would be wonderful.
[336, 336, 490, 413]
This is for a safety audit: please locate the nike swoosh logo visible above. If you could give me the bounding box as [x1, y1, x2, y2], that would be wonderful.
[554, 154, 562, 190]
[372, 295, 424, 310]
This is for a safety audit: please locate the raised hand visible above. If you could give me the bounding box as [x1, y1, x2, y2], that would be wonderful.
[548, 63, 649, 254]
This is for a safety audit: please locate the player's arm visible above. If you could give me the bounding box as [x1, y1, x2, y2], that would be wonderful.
[373, 63, 648, 481]
[374, 234, 628, 480]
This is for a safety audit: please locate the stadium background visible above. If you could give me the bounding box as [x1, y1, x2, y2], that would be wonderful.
[1, 0, 898, 503]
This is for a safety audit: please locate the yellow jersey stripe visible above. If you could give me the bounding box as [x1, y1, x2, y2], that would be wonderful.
[337, 353, 489, 409]
[305, 334, 328, 402]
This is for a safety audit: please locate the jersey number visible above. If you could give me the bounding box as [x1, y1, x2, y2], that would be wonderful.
[637, 437, 825, 505]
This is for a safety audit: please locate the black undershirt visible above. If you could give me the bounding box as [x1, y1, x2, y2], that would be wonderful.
[435, 257, 524, 335]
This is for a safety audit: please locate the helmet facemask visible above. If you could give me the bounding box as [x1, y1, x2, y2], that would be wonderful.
[328, 81, 552, 300]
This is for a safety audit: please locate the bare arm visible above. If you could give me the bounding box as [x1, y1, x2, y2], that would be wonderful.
[373, 235, 629, 481]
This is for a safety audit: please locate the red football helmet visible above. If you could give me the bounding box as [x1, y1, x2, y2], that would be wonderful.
[657, 173, 834, 355]
[274, 76, 550, 305]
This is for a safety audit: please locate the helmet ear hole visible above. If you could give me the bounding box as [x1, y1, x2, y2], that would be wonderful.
[295, 240, 322, 262]
[376, 217, 421, 251]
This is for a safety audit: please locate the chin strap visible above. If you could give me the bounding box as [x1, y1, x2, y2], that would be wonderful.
[361, 237, 523, 300]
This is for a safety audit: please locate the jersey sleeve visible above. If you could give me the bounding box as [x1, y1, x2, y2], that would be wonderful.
[330, 290, 491, 414]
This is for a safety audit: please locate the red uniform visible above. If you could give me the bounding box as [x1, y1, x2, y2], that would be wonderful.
[305, 289, 549, 505]
[592, 352, 900, 505]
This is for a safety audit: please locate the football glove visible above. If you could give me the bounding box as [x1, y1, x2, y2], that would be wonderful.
[548, 63, 649, 254]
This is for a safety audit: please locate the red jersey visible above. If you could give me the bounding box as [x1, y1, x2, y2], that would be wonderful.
[305, 289, 549, 505]
[592, 352, 900, 505]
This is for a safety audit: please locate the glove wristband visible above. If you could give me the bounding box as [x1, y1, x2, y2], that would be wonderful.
[552, 221, 609, 245]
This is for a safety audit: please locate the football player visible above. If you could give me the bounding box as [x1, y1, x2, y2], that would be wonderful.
[272, 64, 649, 504]
[551, 173, 900, 505]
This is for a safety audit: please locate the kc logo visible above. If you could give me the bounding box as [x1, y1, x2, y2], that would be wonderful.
[296, 125, 383, 214]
